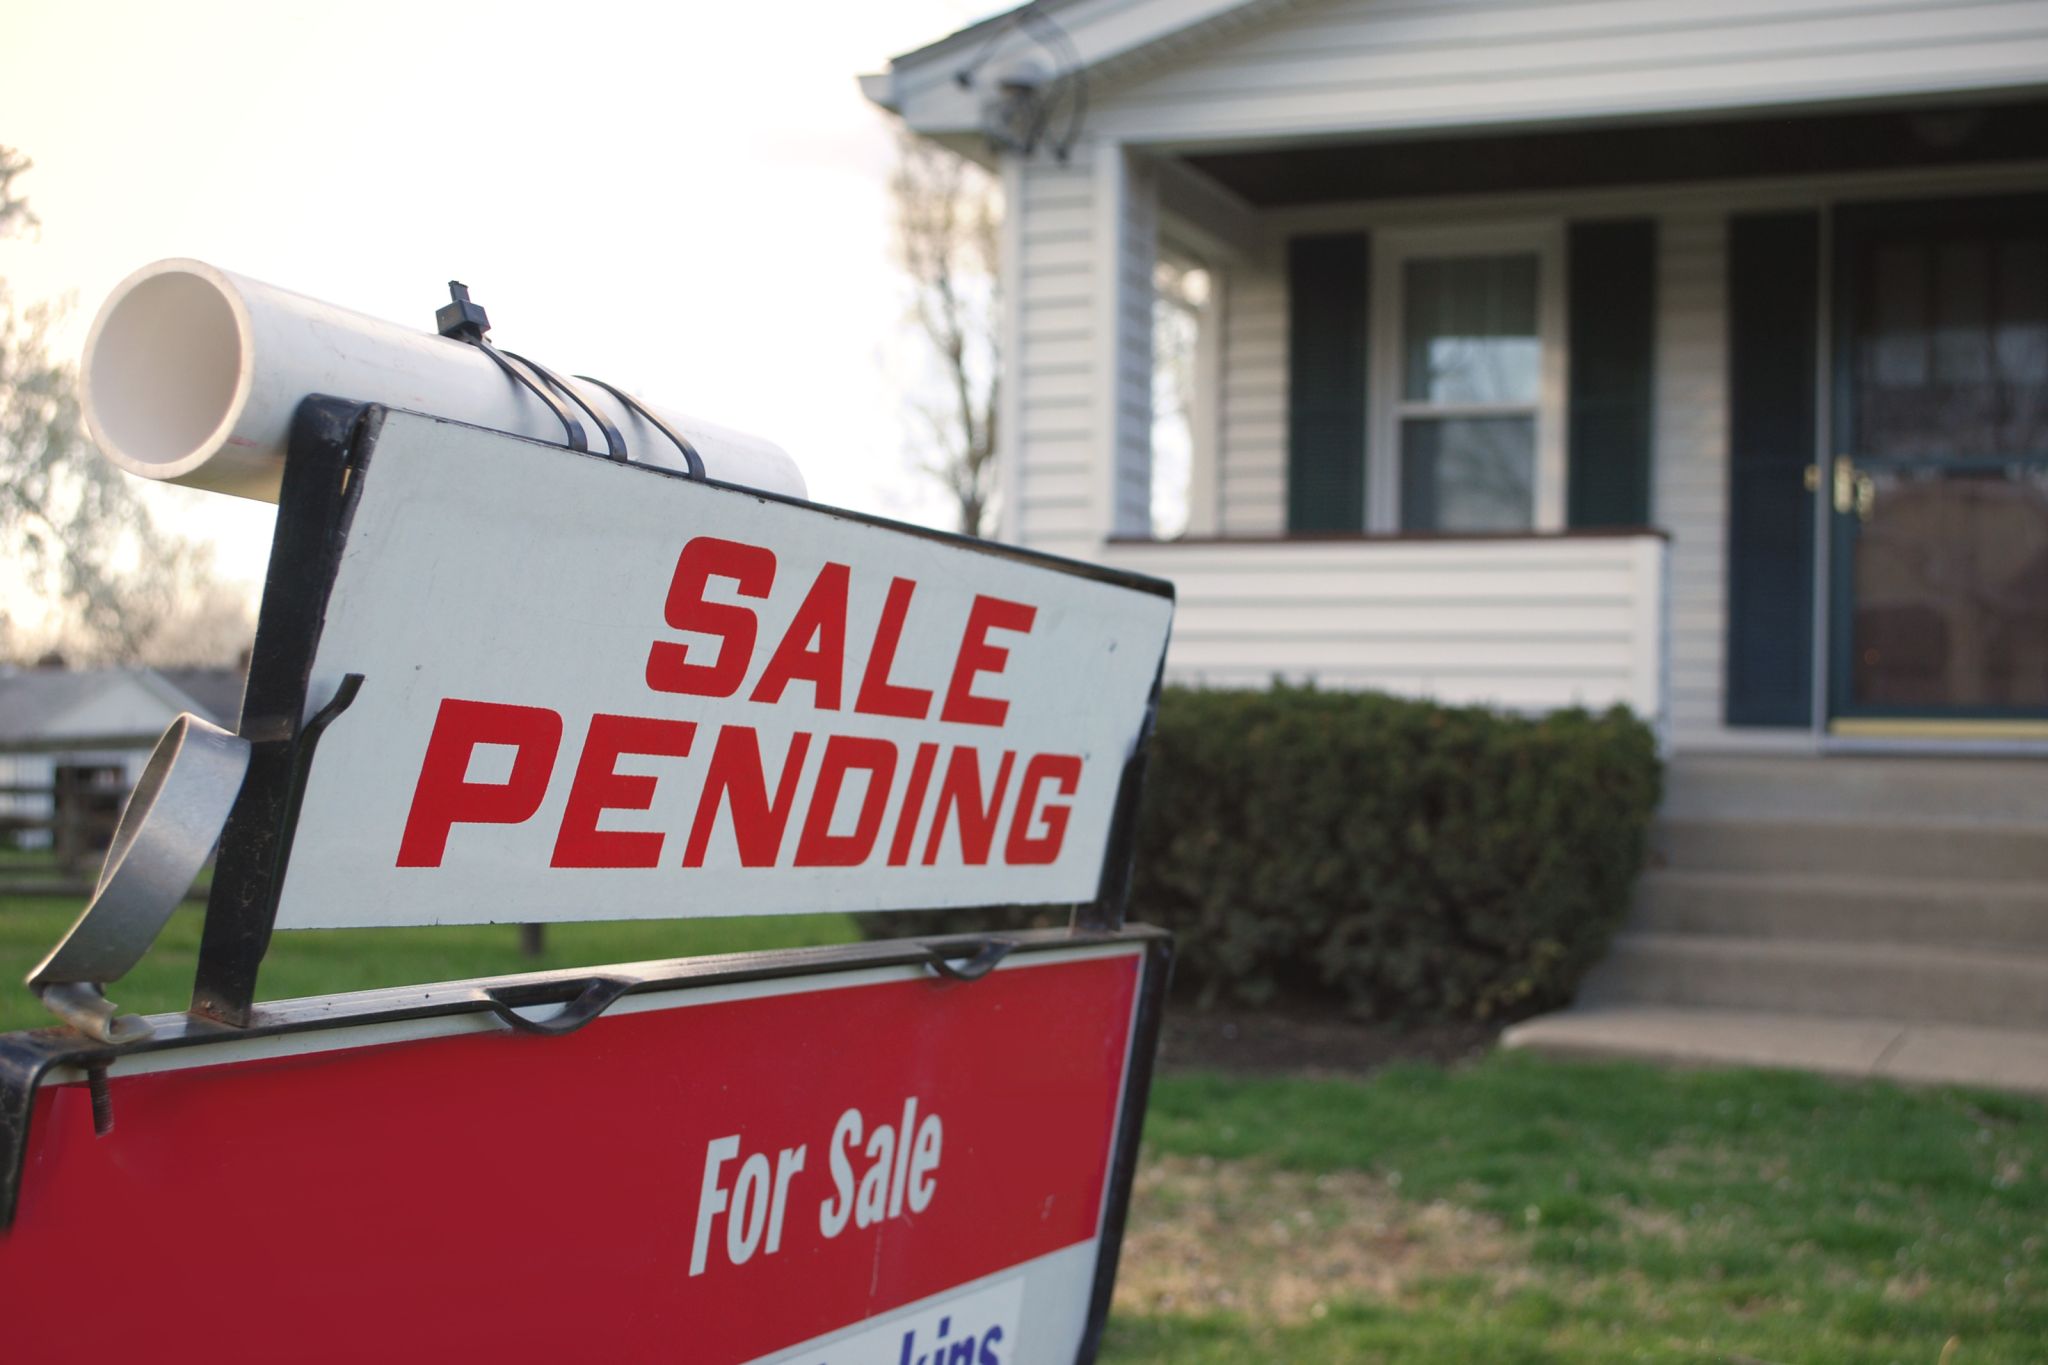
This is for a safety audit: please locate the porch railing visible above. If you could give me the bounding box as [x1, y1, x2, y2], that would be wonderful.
[1102, 530, 1667, 725]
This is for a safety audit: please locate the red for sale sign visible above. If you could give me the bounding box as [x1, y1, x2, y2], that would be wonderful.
[0, 935, 1165, 1363]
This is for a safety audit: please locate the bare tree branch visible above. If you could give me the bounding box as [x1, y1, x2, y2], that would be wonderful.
[0, 147, 39, 241]
[890, 131, 1002, 538]
[0, 147, 250, 667]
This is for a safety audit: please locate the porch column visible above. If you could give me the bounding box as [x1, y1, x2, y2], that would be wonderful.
[997, 140, 1156, 557]
[1092, 140, 1158, 543]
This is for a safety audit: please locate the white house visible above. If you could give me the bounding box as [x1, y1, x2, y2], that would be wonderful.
[865, 1, 2048, 1082]
[0, 667, 244, 860]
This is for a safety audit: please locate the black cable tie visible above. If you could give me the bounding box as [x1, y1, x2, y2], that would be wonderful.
[435, 281, 588, 454]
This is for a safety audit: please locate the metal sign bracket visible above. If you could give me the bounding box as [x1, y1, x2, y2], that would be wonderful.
[25, 715, 252, 1042]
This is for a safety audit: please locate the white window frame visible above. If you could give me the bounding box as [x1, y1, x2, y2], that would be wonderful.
[1368, 221, 1568, 534]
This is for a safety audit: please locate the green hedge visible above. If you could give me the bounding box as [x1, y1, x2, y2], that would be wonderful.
[860, 685, 1660, 1024]
[1132, 686, 1661, 1021]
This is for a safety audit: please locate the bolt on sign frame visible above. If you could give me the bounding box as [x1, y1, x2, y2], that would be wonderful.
[0, 399, 1176, 1364]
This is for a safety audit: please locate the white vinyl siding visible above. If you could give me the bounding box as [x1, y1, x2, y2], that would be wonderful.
[1008, 148, 1106, 558]
[1085, 0, 2048, 143]
[1216, 244, 1289, 534]
[1654, 210, 1734, 746]
[1102, 534, 1668, 717]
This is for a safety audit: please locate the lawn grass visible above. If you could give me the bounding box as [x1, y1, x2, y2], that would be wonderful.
[0, 896, 859, 1033]
[1108, 1057, 2048, 1363]
[0, 846, 63, 870]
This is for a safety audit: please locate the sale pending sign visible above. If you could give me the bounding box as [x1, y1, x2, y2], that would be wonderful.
[0, 936, 1165, 1363]
[270, 410, 1173, 929]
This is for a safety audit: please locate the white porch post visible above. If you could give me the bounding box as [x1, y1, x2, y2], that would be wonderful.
[1185, 265, 1225, 538]
[995, 153, 1027, 545]
[1630, 533, 1673, 747]
[999, 141, 1153, 559]
[1090, 140, 1157, 543]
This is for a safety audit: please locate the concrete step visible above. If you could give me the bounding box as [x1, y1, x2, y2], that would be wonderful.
[1502, 1005, 2048, 1096]
[1661, 754, 2048, 824]
[1651, 817, 2048, 884]
[1577, 933, 2048, 1029]
[1632, 868, 2048, 951]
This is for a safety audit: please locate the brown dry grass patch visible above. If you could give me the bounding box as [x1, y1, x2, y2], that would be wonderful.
[1111, 1153, 1523, 1325]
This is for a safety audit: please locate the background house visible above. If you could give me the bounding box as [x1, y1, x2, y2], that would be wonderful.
[0, 666, 243, 867]
[866, 0, 2048, 1082]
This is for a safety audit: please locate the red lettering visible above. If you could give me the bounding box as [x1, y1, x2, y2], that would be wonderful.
[921, 747, 1016, 867]
[683, 727, 813, 868]
[793, 735, 897, 867]
[854, 577, 934, 720]
[750, 562, 848, 710]
[397, 699, 562, 867]
[941, 596, 1036, 727]
[887, 742, 939, 867]
[647, 537, 776, 698]
[1005, 753, 1082, 865]
[550, 714, 697, 868]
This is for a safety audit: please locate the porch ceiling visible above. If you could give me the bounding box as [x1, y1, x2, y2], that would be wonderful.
[1181, 96, 2048, 207]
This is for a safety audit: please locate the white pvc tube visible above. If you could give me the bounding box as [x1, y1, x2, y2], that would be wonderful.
[81, 259, 806, 502]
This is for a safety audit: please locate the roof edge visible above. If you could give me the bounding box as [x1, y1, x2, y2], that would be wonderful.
[867, 0, 1280, 133]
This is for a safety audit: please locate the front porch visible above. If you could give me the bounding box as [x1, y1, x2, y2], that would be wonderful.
[986, 101, 2048, 751]
[1011, 91, 2048, 1067]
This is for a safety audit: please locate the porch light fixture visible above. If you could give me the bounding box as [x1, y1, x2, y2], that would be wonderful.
[982, 58, 1055, 157]
[952, 0, 1088, 161]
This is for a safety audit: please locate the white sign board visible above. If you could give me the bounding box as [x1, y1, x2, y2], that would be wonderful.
[272, 410, 1173, 928]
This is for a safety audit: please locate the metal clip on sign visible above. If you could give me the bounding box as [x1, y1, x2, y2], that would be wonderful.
[923, 937, 1016, 982]
[482, 975, 635, 1036]
[26, 716, 251, 1043]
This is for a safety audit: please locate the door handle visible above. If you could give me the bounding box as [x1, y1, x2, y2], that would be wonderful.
[1833, 457, 1878, 521]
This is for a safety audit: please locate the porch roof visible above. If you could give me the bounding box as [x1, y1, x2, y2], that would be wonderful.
[859, 0, 1285, 129]
[869, 0, 2048, 155]
[1184, 97, 2048, 207]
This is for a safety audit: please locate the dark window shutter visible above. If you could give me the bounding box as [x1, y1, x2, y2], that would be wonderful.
[1725, 211, 1819, 728]
[1287, 233, 1369, 531]
[1567, 219, 1656, 527]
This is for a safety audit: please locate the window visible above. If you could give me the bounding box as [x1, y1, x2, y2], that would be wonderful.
[1151, 254, 1211, 539]
[1371, 227, 1565, 533]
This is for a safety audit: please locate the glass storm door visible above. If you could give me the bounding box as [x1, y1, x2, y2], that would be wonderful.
[1831, 195, 2048, 727]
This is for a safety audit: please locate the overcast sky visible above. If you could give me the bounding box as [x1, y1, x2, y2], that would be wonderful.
[1, 0, 997, 605]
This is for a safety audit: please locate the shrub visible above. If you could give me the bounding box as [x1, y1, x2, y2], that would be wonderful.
[1131, 685, 1660, 1022]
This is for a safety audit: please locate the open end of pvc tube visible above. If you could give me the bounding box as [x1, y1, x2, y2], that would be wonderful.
[84, 263, 249, 481]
